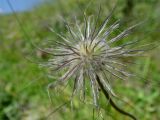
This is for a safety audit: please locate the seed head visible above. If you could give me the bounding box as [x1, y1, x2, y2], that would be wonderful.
[41, 8, 145, 109]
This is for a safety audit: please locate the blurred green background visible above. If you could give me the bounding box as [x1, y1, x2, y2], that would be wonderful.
[0, 0, 160, 120]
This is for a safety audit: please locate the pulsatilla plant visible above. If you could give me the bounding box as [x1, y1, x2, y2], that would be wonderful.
[5, 0, 158, 119]
[40, 7, 152, 120]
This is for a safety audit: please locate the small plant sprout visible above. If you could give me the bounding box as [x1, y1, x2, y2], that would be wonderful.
[40, 6, 154, 120]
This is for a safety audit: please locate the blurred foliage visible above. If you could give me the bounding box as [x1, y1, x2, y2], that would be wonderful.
[0, 0, 160, 120]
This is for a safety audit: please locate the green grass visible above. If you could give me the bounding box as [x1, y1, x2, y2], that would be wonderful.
[0, 0, 160, 120]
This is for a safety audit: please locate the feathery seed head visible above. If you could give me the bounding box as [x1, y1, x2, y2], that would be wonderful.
[42, 8, 145, 109]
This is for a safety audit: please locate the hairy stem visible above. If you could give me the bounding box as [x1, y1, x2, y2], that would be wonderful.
[96, 74, 137, 120]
